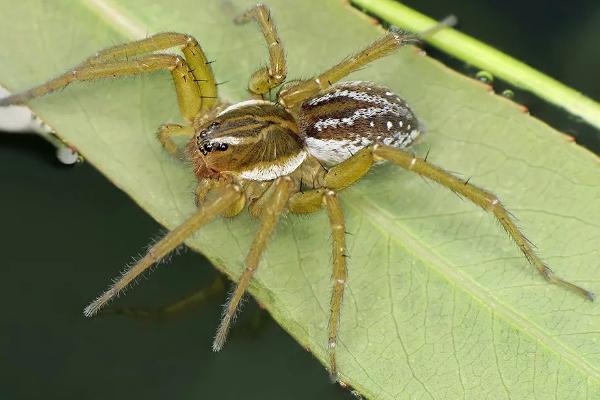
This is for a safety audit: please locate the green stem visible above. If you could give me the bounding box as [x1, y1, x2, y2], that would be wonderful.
[352, 0, 600, 131]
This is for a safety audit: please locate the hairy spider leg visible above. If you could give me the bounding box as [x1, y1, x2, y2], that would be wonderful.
[278, 30, 413, 110]
[84, 32, 218, 111]
[213, 176, 295, 351]
[0, 54, 201, 122]
[235, 4, 287, 96]
[372, 144, 595, 301]
[278, 18, 455, 110]
[83, 184, 242, 317]
[286, 148, 374, 380]
[323, 190, 348, 382]
[0, 32, 218, 117]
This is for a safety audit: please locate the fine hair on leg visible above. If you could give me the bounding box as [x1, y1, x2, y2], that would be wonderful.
[212, 176, 294, 351]
[234, 4, 287, 96]
[83, 184, 242, 317]
[323, 190, 348, 381]
[372, 144, 594, 301]
[278, 17, 455, 110]
[0, 32, 218, 115]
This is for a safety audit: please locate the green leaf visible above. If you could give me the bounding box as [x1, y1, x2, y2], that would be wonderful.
[352, 0, 600, 132]
[1, 1, 599, 398]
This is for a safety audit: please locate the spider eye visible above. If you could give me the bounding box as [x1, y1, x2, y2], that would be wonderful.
[218, 143, 229, 151]
[199, 142, 214, 155]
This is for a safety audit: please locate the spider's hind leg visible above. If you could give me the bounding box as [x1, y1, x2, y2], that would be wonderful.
[372, 144, 594, 301]
[278, 18, 455, 110]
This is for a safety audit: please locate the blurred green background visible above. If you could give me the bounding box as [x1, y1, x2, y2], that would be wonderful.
[1, 0, 598, 399]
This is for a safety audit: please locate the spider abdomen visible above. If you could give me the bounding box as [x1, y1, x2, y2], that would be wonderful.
[298, 81, 422, 165]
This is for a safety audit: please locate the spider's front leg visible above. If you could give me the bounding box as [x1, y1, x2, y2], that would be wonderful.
[0, 32, 218, 120]
[234, 4, 287, 97]
[212, 176, 295, 351]
[84, 183, 242, 317]
[372, 144, 595, 301]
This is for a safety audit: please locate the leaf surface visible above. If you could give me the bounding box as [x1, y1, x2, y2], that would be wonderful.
[1, 1, 599, 398]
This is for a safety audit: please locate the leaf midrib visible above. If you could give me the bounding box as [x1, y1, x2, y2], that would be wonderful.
[85, 0, 147, 39]
[345, 190, 600, 382]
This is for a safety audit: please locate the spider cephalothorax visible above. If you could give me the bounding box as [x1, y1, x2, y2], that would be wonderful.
[190, 100, 306, 181]
[0, 4, 592, 384]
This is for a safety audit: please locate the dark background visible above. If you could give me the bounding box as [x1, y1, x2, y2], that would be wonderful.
[1, 1, 599, 399]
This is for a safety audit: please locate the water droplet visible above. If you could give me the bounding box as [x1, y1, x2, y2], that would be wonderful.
[56, 146, 82, 165]
[501, 89, 514, 99]
[476, 70, 494, 84]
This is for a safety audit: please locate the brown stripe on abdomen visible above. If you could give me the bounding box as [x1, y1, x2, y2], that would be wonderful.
[298, 81, 423, 165]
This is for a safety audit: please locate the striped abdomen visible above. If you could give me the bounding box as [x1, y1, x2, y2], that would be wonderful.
[298, 81, 423, 165]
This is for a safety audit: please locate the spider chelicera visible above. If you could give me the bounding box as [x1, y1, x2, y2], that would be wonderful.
[0, 3, 593, 382]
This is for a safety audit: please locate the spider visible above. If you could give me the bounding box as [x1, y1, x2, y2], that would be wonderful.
[0, 3, 593, 382]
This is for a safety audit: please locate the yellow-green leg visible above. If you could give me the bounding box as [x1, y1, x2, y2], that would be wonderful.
[288, 188, 349, 381]
[84, 32, 217, 109]
[278, 18, 454, 110]
[1, 54, 201, 122]
[289, 148, 373, 213]
[0, 32, 218, 114]
[287, 150, 373, 379]
[85, 32, 218, 111]
[323, 190, 348, 382]
[194, 179, 247, 217]
[234, 4, 287, 97]
[279, 30, 414, 109]
[372, 144, 594, 301]
[212, 176, 295, 351]
[84, 184, 243, 317]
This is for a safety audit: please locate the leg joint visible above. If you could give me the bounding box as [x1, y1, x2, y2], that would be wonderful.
[173, 55, 186, 67]
[183, 34, 198, 45]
